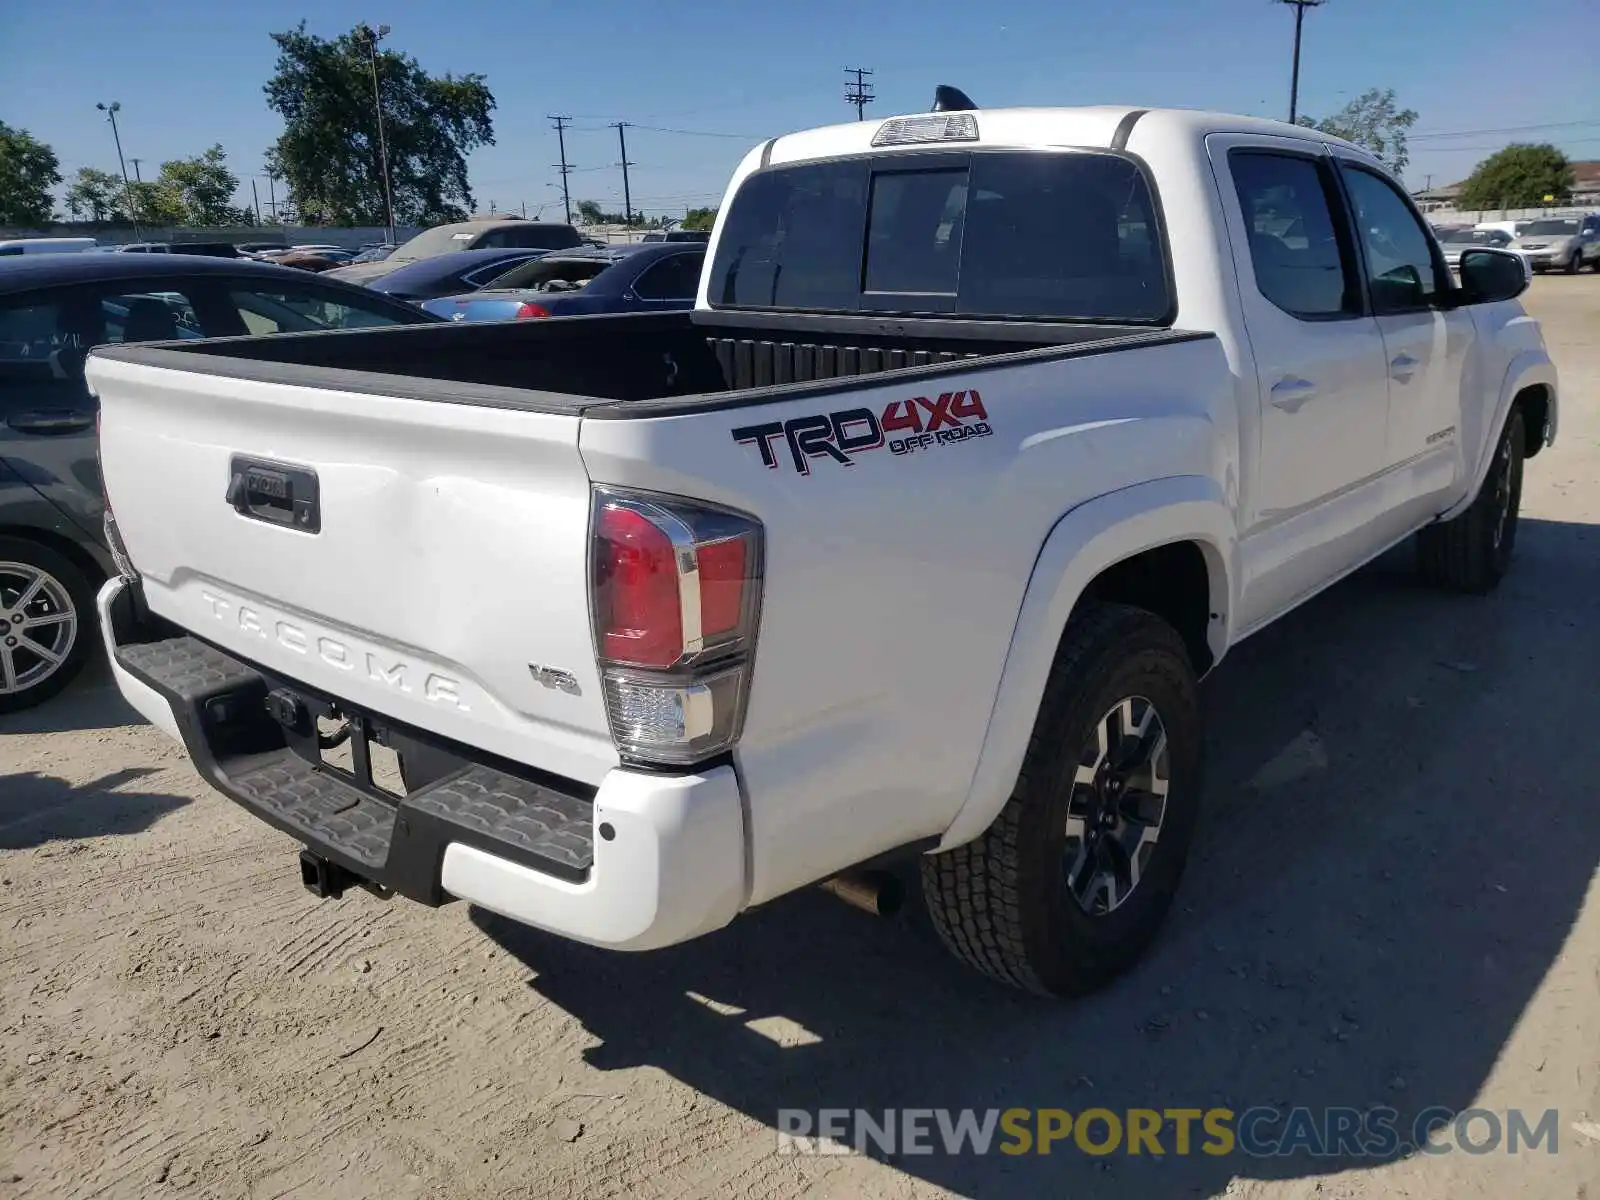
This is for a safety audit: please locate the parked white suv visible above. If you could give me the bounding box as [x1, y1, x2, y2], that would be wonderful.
[89, 96, 1557, 995]
[1510, 214, 1600, 273]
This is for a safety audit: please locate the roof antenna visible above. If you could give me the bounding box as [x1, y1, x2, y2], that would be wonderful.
[931, 85, 977, 113]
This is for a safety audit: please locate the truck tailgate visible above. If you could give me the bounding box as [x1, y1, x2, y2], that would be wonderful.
[89, 353, 617, 786]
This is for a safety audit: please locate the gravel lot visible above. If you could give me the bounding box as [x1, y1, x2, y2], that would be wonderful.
[3, 277, 1598, 1200]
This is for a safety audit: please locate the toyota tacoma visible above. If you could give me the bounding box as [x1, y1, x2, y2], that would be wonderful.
[86, 92, 1557, 994]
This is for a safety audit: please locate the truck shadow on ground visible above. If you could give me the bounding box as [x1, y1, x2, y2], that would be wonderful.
[477, 516, 1600, 1198]
[0, 658, 144, 736]
[0, 767, 187, 850]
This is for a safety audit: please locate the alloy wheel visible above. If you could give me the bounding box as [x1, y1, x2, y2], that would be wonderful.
[1062, 695, 1170, 916]
[0, 562, 79, 698]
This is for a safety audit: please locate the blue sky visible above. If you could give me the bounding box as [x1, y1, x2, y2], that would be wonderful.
[3, 0, 1594, 221]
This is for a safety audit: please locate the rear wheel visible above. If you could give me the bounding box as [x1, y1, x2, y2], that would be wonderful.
[1416, 408, 1525, 594]
[921, 602, 1202, 996]
[0, 538, 97, 714]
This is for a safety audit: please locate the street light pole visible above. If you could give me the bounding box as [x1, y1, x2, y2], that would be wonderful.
[360, 23, 397, 243]
[95, 102, 142, 239]
[1275, 0, 1326, 125]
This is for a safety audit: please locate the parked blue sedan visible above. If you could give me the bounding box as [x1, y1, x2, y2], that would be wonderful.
[421, 243, 704, 321]
[340, 247, 554, 303]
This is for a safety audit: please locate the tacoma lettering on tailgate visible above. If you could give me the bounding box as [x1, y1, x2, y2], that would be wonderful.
[732, 389, 993, 475]
[199, 589, 469, 710]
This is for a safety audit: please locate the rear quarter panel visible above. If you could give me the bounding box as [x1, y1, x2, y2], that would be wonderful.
[579, 334, 1236, 904]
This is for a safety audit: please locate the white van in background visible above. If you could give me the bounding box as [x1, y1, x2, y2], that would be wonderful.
[1474, 220, 1529, 239]
[0, 237, 99, 257]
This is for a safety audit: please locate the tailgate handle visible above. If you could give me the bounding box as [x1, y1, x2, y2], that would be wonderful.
[226, 456, 321, 534]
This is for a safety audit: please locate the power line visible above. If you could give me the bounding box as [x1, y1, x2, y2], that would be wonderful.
[1412, 135, 1600, 154]
[1409, 117, 1600, 142]
[630, 123, 762, 140]
[548, 115, 573, 223]
[844, 66, 875, 122]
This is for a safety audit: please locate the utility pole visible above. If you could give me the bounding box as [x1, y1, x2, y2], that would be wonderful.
[251, 178, 262, 224]
[612, 122, 635, 227]
[129, 157, 143, 183]
[358, 23, 397, 244]
[95, 102, 141, 239]
[1274, 0, 1325, 125]
[844, 67, 875, 121]
[267, 172, 278, 222]
[549, 116, 574, 224]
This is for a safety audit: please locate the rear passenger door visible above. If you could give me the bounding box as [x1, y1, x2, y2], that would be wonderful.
[1210, 136, 1393, 624]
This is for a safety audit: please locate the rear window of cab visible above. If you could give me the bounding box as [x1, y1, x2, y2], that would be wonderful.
[707, 149, 1171, 323]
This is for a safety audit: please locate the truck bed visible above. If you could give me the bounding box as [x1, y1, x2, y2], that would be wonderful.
[92, 309, 1201, 418]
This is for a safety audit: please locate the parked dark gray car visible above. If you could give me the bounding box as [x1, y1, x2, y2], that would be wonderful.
[0, 253, 438, 711]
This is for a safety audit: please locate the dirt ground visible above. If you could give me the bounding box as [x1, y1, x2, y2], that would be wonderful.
[3, 277, 1598, 1200]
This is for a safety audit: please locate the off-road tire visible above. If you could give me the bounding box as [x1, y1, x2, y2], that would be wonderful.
[921, 602, 1202, 996]
[0, 536, 98, 715]
[1416, 408, 1525, 594]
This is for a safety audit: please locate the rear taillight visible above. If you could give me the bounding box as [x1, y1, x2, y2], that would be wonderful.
[590, 488, 763, 766]
[514, 302, 551, 319]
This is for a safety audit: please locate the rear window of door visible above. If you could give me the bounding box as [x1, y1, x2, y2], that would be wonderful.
[707, 149, 1171, 322]
[0, 284, 203, 375]
[227, 285, 417, 334]
[1228, 150, 1361, 319]
[632, 252, 705, 300]
[459, 254, 542, 288]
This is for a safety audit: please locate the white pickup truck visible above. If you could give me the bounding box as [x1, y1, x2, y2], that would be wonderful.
[88, 95, 1557, 996]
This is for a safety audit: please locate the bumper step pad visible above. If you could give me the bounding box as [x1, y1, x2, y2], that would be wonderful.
[114, 633, 595, 899]
[117, 636, 260, 702]
[409, 768, 594, 877]
[229, 754, 398, 869]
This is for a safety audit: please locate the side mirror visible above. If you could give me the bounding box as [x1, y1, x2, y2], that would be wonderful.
[1458, 248, 1531, 304]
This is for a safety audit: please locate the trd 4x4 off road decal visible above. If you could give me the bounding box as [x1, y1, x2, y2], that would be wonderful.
[732, 390, 993, 475]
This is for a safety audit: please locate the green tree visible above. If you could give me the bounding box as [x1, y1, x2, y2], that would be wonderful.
[263, 22, 495, 225]
[158, 144, 244, 224]
[64, 166, 129, 222]
[681, 207, 717, 231]
[1458, 144, 1575, 210]
[575, 199, 605, 224]
[0, 122, 63, 226]
[1299, 87, 1419, 176]
[128, 180, 189, 225]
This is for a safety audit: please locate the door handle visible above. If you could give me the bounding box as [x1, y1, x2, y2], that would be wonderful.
[1389, 353, 1419, 383]
[1269, 377, 1316, 412]
[7, 410, 96, 435]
